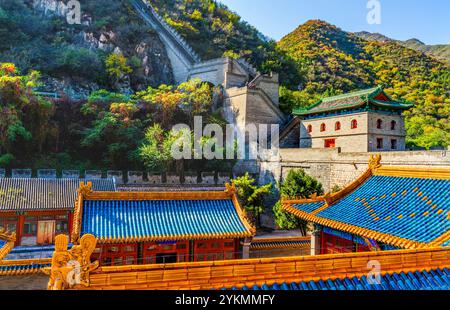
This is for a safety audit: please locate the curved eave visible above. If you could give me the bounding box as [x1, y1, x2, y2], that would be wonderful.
[293, 102, 364, 116]
[282, 161, 450, 251]
[293, 96, 412, 117]
[281, 198, 325, 205]
[281, 203, 427, 250]
[371, 99, 413, 110]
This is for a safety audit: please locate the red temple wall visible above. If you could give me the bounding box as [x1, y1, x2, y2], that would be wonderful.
[0, 211, 72, 246]
[92, 239, 241, 266]
[320, 232, 370, 254]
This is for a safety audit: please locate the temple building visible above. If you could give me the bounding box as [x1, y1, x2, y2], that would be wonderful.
[0, 178, 116, 247]
[70, 183, 255, 266]
[44, 234, 450, 290]
[293, 86, 413, 152]
[282, 155, 450, 255]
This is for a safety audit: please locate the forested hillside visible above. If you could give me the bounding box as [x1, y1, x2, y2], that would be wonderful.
[148, 0, 300, 84]
[278, 20, 450, 149]
[0, 0, 174, 94]
[355, 31, 450, 63]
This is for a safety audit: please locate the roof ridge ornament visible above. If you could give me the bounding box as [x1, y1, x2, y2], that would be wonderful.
[323, 192, 333, 205]
[44, 234, 99, 290]
[78, 181, 93, 198]
[0, 227, 16, 242]
[225, 182, 237, 196]
[369, 154, 382, 172]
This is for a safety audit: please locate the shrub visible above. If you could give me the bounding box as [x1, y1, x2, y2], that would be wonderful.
[274, 169, 323, 232]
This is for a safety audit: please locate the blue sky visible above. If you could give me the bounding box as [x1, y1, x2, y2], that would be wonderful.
[219, 0, 449, 45]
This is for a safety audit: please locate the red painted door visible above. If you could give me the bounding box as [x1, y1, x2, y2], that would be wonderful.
[37, 220, 55, 245]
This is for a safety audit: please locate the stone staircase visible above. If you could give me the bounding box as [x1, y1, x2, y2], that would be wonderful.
[236, 58, 258, 77]
[129, 0, 263, 84]
[129, 0, 201, 82]
[132, 0, 201, 63]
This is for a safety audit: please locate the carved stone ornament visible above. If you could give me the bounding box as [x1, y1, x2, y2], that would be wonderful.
[44, 234, 99, 290]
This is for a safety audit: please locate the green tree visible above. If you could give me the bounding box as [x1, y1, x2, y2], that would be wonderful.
[273, 169, 324, 233]
[0, 63, 53, 165]
[105, 53, 132, 80]
[231, 173, 272, 228]
[81, 99, 143, 168]
[139, 124, 190, 172]
[135, 79, 212, 128]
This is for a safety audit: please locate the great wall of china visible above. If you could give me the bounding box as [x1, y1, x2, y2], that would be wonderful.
[20, 0, 450, 197]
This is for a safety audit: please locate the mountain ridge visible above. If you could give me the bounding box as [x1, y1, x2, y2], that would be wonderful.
[354, 31, 450, 63]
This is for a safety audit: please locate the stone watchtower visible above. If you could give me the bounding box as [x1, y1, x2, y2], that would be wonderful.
[131, 0, 286, 134]
[293, 86, 413, 153]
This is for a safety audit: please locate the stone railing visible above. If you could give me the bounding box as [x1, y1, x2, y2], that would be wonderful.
[0, 169, 233, 186]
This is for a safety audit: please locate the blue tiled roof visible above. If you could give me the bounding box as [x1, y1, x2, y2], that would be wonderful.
[81, 199, 253, 242]
[250, 240, 310, 250]
[293, 201, 325, 213]
[314, 176, 449, 244]
[0, 240, 5, 248]
[226, 268, 450, 290]
[0, 262, 50, 274]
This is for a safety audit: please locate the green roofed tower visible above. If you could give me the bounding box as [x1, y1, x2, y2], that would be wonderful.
[292, 86, 413, 152]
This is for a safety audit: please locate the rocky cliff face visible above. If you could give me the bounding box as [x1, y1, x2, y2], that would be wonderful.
[2, 0, 174, 97]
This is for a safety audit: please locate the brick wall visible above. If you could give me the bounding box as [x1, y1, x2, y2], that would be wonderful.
[273, 149, 450, 192]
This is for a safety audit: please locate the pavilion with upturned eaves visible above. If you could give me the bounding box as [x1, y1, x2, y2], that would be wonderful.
[282, 155, 450, 255]
[293, 86, 413, 152]
[71, 183, 255, 266]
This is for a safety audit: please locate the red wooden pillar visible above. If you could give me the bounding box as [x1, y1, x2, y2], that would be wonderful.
[68, 211, 74, 241]
[16, 215, 25, 246]
[320, 232, 326, 255]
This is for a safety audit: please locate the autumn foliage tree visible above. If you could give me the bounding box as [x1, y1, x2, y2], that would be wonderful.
[0, 63, 54, 166]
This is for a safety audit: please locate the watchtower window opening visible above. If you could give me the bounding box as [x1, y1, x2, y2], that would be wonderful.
[377, 119, 383, 129]
[391, 120, 397, 130]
